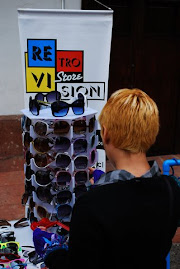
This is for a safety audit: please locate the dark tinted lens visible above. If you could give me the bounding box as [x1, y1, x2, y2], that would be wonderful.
[73, 120, 86, 134]
[29, 197, 35, 211]
[74, 139, 87, 154]
[51, 101, 69, 117]
[89, 117, 95, 132]
[34, 153, 49, 167]
[56, 172, 71, 185]
[47, 91, 61, 102]
[29, 98, 39, 116]
[72, 100, 84, 115]
[56, 190, 72, 204]
[25, 166, 33, 180]
[21, 192, 29, 205]
[91, 135, 95, 148]
[29, 212, 38, 223]
[91, 150, 96, 163]
[24, 132, 32, 148]
[35, 170, 53, 186]
[0, 264, 4, 268]
[74, 184, 87, 199]
[25, 180, 34, 194]
[34, 137, 53, 153]
[25, 150, 31, 165]
[21, 115, 26, 131]
[6, 243, 18, 253]
[56, 154, 71, 168]
[3, 253, 20, 260]
[57, 204, 72, 220]
[36, 186, 52, 203]
[37, 206, 50, 219]
[54, 137, 70, 152]
[35, 93, 44, 101]
[25, 117, 31, 132]
[34, 122, 47, 136]
[54, 121, 70, 135]
[75, 171, 88, 184]
[74, 156, 88, 169]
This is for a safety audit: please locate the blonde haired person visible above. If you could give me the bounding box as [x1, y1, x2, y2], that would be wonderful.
[46, 89, 180, 269]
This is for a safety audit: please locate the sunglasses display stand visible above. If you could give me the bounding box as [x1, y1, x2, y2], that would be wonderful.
[21, 106, 98, 223]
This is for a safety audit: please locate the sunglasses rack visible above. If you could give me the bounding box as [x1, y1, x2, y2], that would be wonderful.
[21, 106, 98, 224]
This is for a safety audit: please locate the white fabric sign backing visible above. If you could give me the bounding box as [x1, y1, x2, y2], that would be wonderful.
[18, 7, 113, 171]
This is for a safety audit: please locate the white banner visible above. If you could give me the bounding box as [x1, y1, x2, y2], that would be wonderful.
[18, 7, 113, 171]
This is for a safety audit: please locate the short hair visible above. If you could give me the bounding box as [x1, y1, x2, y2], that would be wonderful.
[98, 88, 159, 153]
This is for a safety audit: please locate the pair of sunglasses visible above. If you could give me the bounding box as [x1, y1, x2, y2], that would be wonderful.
[55, 170, 88, 186]
[32, 136, 91, 155]
[0, 232, 16, 243]
[0, 253, 21, 263]
[35, 91, 61, 103]
[32, 150, 96, 170]
[0, 221, 11, 228]
[0, 242, 21, 255]
[36, 187, 72, 205]
[26, 198, 51, 220]
[29, 91, 61, 116]
[32, 116, 95, 136]
[0, 258, 27, 269]
[34, 169, 88, 187]
[29, 93, 85, 117]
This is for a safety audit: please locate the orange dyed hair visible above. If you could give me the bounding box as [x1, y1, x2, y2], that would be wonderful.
[98, 88, 159, 153]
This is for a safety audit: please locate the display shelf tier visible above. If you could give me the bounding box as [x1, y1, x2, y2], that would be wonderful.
[21, 107, 98, 120]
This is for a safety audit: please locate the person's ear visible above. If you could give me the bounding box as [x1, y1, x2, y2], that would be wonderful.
[101, 125, 110, 144]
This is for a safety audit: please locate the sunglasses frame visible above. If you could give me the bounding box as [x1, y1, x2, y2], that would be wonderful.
[32, 119, 71, 136]
[0, 258, 27, 269]
[31, 152, 72, 170]
[0, 253, 21, 263]
[35, 91, 61, 103]
[29, 92, 85, 117]
[0, 242, 21, 252]
[31, 115, 96, 138]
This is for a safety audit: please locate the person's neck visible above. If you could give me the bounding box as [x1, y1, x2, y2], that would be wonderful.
[111, 149, 150, 177]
